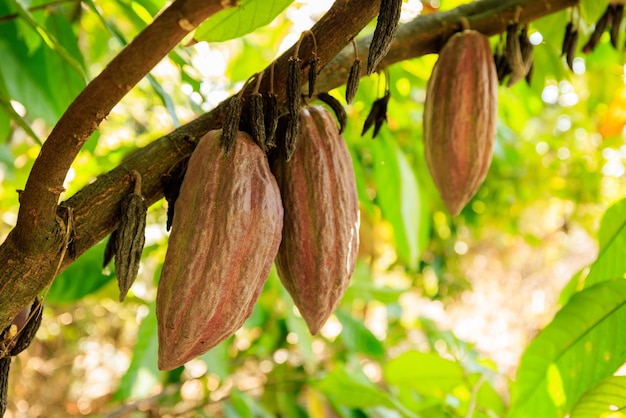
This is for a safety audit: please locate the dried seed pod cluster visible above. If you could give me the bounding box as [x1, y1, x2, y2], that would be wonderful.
[362, 90, 390, 138]
[0, 299, 43, 415]
[103, 171, 147, 302]
[424, 29, 498, 216]
[583, 4, 624, 53]
[494, 22, 534, 87]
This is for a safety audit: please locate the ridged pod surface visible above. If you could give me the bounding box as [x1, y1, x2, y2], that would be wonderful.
[272, 105, 360, 334]
[156, 130, 283, 370]
[423, 30, 498, 216]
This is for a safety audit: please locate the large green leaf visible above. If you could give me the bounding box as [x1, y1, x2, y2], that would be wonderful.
[560, 198, 626, 304]
[0, 1, 85, 125]
[46, 240, 114, 304]
[114, 302, 160, 401]
[195, 0, 293, 43]
[509, 279, 626, 418]
[316, 365, 415, 416]
[371, 134, 422, 269]
[570, 376, 626, 418]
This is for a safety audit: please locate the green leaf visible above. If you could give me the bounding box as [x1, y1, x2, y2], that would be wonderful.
[580, 0, 609, 25]
[335, 309, 384, 359]
[560, 198, 626, 304]
[384, 351, 465, 399]
[509, 279, 626, 418]
[597, 198, 626, 250]
[114, 302, 160, 401]
[46, 240, 114, 303]
[229, 390, 275, 418]
[371, 135, 422, 269]
[316, 365, 405, 412]
[195, 0, 294, 43]
[571, 376, 626, 418]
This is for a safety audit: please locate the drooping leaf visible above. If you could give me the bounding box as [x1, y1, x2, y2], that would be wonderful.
[316, 365, 413, 415]
[509, 279, 626, 418]
[570, 375, 626, 418]
[195, 0, 294, 43]
[560, 198, 626, 304]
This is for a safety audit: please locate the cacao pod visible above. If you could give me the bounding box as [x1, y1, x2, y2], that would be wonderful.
[423, 30, 498, 216]
[272, 105, 360, 335]
[156, 130, 283, 370]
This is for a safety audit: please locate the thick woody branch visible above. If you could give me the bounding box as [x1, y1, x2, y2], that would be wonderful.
[13, 0, 233, 254]
[64, 0, 577, 266]
[0, 0, 234, 329]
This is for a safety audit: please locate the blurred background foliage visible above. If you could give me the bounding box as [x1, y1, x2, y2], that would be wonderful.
[1, 0, 626, 416]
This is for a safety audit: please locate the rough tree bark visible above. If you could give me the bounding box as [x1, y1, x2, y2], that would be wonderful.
[0, 0, 577, 331]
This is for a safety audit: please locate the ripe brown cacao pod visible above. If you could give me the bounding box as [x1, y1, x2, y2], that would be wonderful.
[272, 105, 360, 334]
[423, 30, 498, 216]
[156, 130, 283, 370]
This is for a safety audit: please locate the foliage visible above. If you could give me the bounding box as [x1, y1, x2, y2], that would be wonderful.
[1, 0, 626, 416]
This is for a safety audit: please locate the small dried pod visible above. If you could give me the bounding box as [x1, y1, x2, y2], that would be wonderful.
[287, 57, 301, 117]
[161, 160, 188, 232]
[362, 91, 390, 138]
[561, 21, 575, 57]
[284, 114, 300, 161]
[0, 357, 9, 416]
[367, 0, 402, 75]
[248, 92, 267, 152]
[495, 50, 512, 84]
[611, 4, 623, 49]
[346, 59, 361, 104]
[157, 130, 283, 370]
[317, 92, 347, 133]
[112, 171, 147, 302]
[583, 6, 613, 53]
[9, 299, 43, 356]
[0, 298, 42, 358]
[308, 55, 319, 99]
[263, 92, 279, 148]
[566, 29, 579, 71]
[504, 22, 530, 86]
[518, 26, 534, 85]
[221, 96, 243, 154]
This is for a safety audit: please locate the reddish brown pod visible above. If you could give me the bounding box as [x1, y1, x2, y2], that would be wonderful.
[423, 30, 498, 216]
[272, 105, 360, 334]
[156, 130, 283, 370]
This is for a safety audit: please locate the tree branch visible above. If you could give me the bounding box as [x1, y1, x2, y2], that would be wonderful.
[13, 0, 233, 253]
[0, 0, 577, 331]
[0, 0, 234, 329]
